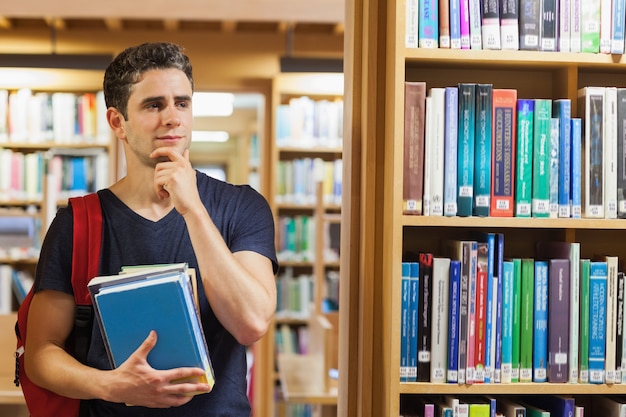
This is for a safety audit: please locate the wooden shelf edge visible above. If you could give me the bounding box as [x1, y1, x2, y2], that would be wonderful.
[399, 382, 626, 395]
[402, 215, 626, 229]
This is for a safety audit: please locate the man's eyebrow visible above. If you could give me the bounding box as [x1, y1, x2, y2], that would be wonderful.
[139, 95, 192, 105]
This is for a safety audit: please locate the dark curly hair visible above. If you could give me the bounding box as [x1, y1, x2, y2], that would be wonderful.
[103, 42, 194, 119]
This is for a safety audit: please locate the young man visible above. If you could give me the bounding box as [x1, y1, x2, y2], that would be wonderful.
[24, 42, 278, 416]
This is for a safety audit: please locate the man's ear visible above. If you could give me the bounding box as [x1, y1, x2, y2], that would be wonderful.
[107, 108, 126, 140]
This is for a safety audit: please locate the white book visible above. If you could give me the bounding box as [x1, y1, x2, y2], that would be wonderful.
[569, 243, 581, 384]
[560, 0, 571, 51]
[605, 86, 618, 219]
[570, 0, 582, 51]
[430, 257, 450, 383]
[429, 88, 446, 216]
[406, 0, 419, 48]
[423, 95, 433, 216]
[468, 0, 483, 49]
[579, 86, 605, 218]
[0, 89, 8, 143]
[604, 255, 619, 384]
[0, 265, 12, 315]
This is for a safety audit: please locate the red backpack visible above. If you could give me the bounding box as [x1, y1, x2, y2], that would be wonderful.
[14, 193, 102, 417]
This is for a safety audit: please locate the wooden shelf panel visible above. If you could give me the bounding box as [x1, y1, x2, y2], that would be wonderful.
[399, 382, 626, 395]
[402, 215, 626, 230]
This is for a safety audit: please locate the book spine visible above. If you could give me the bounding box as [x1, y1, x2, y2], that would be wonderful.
[549, 117, 560, 218]
[617, 88, 626, 218]
[531, 99, 552, 218]
[460, 0, 472, 48]
[444, 87, 459, 216]
[403, 81, 427, 215]
[457, 83, 476, 217]
[440, 0, 452, 47]
[553, 99, 572, 218]
[406, 0, 420, 48]
[519, 258, 535, 382]
[485, 235, 498, 384]
[515, 99, 534, 217]
[600, 0, 612, 52]
[532, 260, 548, 383]
[450, 0, 462, 48]
[501, 260, 515, 383]
[493, 233, 505, 383]
[417, 253, 434, 381]
[519, 0, 541, 49]
[605, 87, 618, 219]
[468, 0, 483, 48]
[466, 242, 478, 384]
[540, 0, 558, 51]
[571, 118, 583, 218]
[569, 242, 581, 383]
[419, 0, 439, 47]
[511, 258, 522, 382]
[499, 0, 520, 49]
[616, 271, 624, 383]
[473, 83, 493, 217]
[401, 262, 412, 382]
[604, 255, 619, 384]
[409, 262, 420, 381]
[548, 259, 571, 383]
[559, 0, 571, 51]
[614, 0, 626, 53]
[423, 95, 433, 216]
[481, 0, 502, 49]
[431, 258, 450, 383]
[490, 89, 517, 217]
[474, 267, 488, 383]
[458, 242, 471, 384]
[581, 0, 601, 52]
[429, 88, 446, 216]
[589, 261, 607, 384]
[579, 258, 591, 383]
[570, 0, 582, 51]
[579, 86, 605, 218]
[448, 260, 462, 383]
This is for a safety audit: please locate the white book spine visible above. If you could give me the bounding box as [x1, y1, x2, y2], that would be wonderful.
[570, 0, 582, 51]
[423, 96, 433, 216]
[605, 87, 618, 219]
[431, 258, 450, 383]
[406, 0, 419, 48]
[606, 256, 619, 384]
[469, 0, 483, 48]
[560, 0, 571, 51]
[600, 0, 613, 53]
[430, 88, 446, 216]
[569, 243, 581, 383]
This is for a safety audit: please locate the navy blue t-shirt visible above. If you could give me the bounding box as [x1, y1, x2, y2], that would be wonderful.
[34, 172, 278, 417]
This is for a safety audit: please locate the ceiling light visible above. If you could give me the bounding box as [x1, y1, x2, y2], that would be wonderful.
[192, 92, 234, 117]
[192, 131, 229, 143]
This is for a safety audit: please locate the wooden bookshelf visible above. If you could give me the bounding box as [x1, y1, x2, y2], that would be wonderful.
[340, 0, 626, 416]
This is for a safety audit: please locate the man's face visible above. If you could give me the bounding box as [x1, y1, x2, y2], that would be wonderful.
[121, 68, 193, 166]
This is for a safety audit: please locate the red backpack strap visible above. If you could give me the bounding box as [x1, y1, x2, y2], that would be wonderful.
[69, 193, 103, 305]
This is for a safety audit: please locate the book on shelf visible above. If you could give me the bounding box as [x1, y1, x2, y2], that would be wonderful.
[490, 88, 517, 217]
[88, 263, 215, 391]
[515, 99, 534, 217]
[419, 0, 439, 48]
[447, 259, 462, 383]
[497, 398, 526, 416]
[426, 87, 446, 216]
[417, 252, 434, 381]
[519, 0, 540, 50]
[468, 0, 483, 49]
[519, 258, 534, 382]
[431, 257, 450, 383]
[539, 0, 558, 51]
[617, 271, 624, 383]
[423, 95, 433, 216]
[571, 0, 582, 52]
[552, 99, 572, 218]
[578, 258, 591, 383]
[599, 0, 612, 53]
[400, 262, 411, 382]
[499, 0, 520, 49]
[559, 0, 571, 51]
[510, 258, 522, 383]
[403, 81, 427, 215]
[588, 260, 607, 384]
[532, 260, 548, 383]
[460, 0, 472, 48]
[473, 254, 488, 383]
[547, 258, 571, 383]
[473, 83, 493, 217]
[613, 0, 626, 53]
[604, 86, 618, 219]
[599, 254, 619, 383]
[493, 233, 505, 383]
[548, 117, 560, 218]
[480, 0, 501, 49]
[578, 86, 605, 219]
[457, 83, 476, 217]
[439, 0, 451, 47]
[617, 88, 626, 218]
[580, 0, 601, 52]
[406, 0, 419, 48]
[450, 0, 462, 48]
[571, 117, 583, 218]
[531, 98, 552, 218]
[526, 395, 575, 417]
[409, 262, 420, 381]
[500, 260, 515, 383]
[592, 395, 626, 415]
[444, 86, 459, 216]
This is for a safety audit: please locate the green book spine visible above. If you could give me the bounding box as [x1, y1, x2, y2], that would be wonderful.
[473, 83, 493, 217]
[511, 258, 522, 382]
[515, 99, 534, 217]
[519, 258, 535, 382]
[531, 98, 552, 217]
[579, 258, 591, 383]
[457, 83, 476, 217]
[468, 403, 490, 417]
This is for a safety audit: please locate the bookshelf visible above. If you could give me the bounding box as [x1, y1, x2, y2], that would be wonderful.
[340, 0, 626, 416]
[269, 73, 343, 417]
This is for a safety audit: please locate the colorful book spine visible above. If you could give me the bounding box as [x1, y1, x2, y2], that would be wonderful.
[493, 233, 505, 383]
[548, 117, 560, 218]
[409, 262, 420, 381]
[499, 0, 520, 49]
[547, 259, 571, 383]
[419, 0, 439, 47]
[613, 0, 626, 53]
[481, 0, 501, 49]
[531, 99, 552, 218]
[553, 99, 572, 218]
[448, 260, 462, 383]
[578, 86, 605, 218]
[490, 88, 517, 217]
[604, 87, 618, 219]
[417, 253, 434, 381]
[520, 258, 535, 382]
[501, 260, 515, 383]
[579, 258, 591, 383]
[617, 88, 626, 218]
[511, 258, 522, 382]
[581, 0, 601, 52]
[589, 261, 607, 384]
[431, 257, 450, 383]
[403, 82, 427, 215]
[519, 0, 540, 50]
[515, 99, 534, 217]
[474, 263, 488, 383]
[532, 260, 548, 383]
[444, 86, 459, 216]
[571, 118, 583, 218]
[466, 242, 479, 384]
[450, 0, 462, 48]
[473, 83, 493, 217]
[423, 95, 433, 216]
[400, 262, 411, 382]
[460, 0, 472, 48]
[457, 83, 476, 217]
[439, 0, 451, 47]
[603, 255, 619, 384]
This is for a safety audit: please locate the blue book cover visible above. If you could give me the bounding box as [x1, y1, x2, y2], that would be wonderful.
[532, 260, 548, 382]
[450, 0, 462, 48]
[401, 262, 411, 382]
[589, 261, 607, 384]
[457, 83, 476, 217]
[531, 99, 552, 218]
[515, 99, 534, 217]
[89, 265, 215, 389]
[473, 232, 496, 383]
[70, 156, 89, 194]
[613, 0, 626, 53]
[527, 395, 575, 417]
[447, 260, 462, 383]
[419, 0, 439, 47]
[553, 99, 572, 218]
[570, 118, 582, 218]
[473, 84, 493, 217]
[501, 260, 515, 383]
[493, 233, 505, 383]
[444, 86, 459, 216]
[548, 118, 560, 218]
[408, 262, 420, 381]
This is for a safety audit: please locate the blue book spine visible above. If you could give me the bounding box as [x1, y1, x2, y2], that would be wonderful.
[570, 118, 582, 218]
[408, 262, 420, 381]
[589, 261, 607, 384]
[447, 260, 462, 383]
[613, 0, 626, 53]
[473, 84, 493, 217]
[533, 260, 549, 382]
[482, 233, 496, 383]
[548, 117, 560, 218]
[401, 262, 411, 382]
[444, 86, 459, 216]
[515, 99, 535, 217]
[553, 99, 572, 218]
[419, 0, 439, 47]
[450, 0, 462, 48]
[501, 260, 515, 383]
[493, 233, 505, 383]
[457, 83, 476, 216]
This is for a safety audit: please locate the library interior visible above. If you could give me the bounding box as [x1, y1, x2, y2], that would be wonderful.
[4, 0, 626, 416]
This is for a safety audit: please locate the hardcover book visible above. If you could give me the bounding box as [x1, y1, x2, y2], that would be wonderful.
[515, 99, 534, 217]
[460, 0, 472, 48]
[448, 259, 462, 383]
[578, 258, 591, 383]
[617, 88, 626, 218]
[559, 0, 571, 51]
[600, 255, 619, 383]
[400, 262, 411, 381]
[510, 258, 522, 382]
[427, 88, 446, 216]
[473, 83, 493, 217]
[570, 0, 582, 51]
[571, 117, 583, 218]
[604, 86, 618, 219]
[419, 0, 439, 47]
[468, 0, 483, 48]
[539, 0, 558, 50]
[409, 262, 420, 381]
[450, 0, 462, 48]
[444, 86, 459, 216]
[581, 0, 600, 52]
[531, 99, 552, 218]
[552, 99, 572, 218]
[547, 258, 570, 383]
[519, 258, 535, 382]
[406, 0, 419, 48]
[403, 81, 427, 215]
[499, 0, 520, 49]
[500, 260, 515, 383]
[88, 264, 215, 391]
[439, 0, 451, 47]
[519, 0, 540, 49]
[578, 86, 605, 218]
[490, 88, 517, 217]
[612, 0, 626, 53]
[588, 260, 607, 384]
[548, 118, 560, 218]
[457, 83, 477, 217]
[481, 0, 501, 49]
[431, 257, 450, 382]
[417, 253, 434, 381]
[532, 260, 548, 382]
